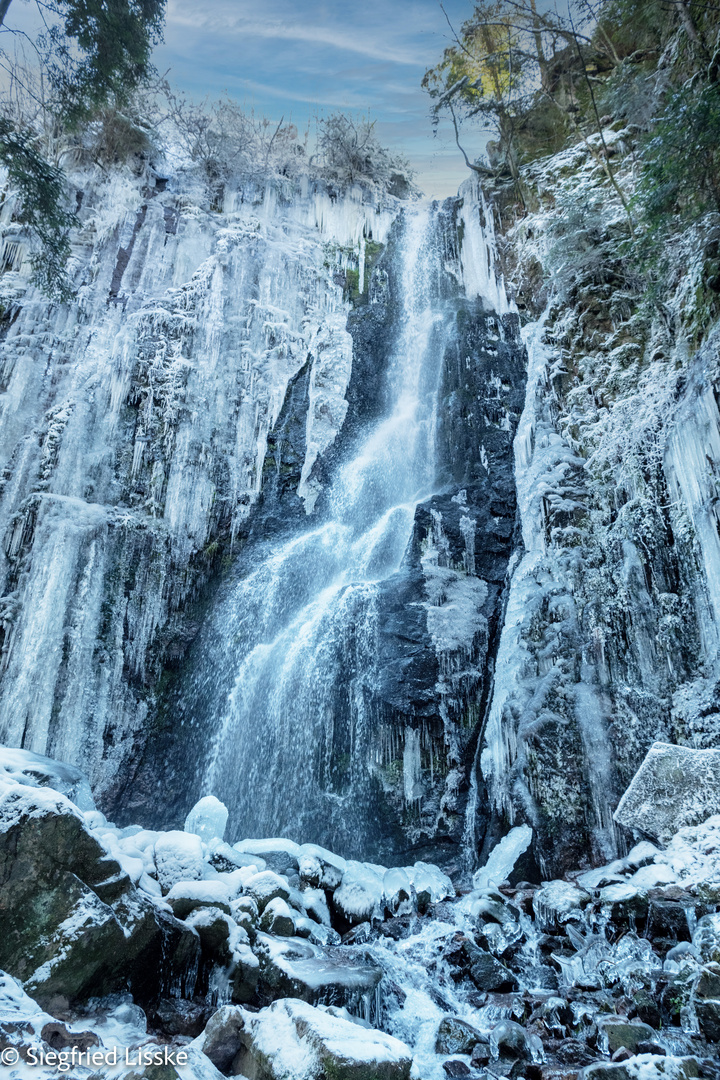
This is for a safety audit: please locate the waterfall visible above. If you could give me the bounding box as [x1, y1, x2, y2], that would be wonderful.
[191, 208, 456, 848]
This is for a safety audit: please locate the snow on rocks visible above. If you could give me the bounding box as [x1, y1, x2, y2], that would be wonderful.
[614, 743, 720, 843]
[197, 998, 412, 1080]
[184, 796, 229, 843]
[154, 830, 206, 892]
[333, 862, 385, 927]
[166, 880, 234, 919]
[0, 746, 95, 811]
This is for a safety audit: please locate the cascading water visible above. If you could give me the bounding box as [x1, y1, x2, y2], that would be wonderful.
[192, 207, 456, 848]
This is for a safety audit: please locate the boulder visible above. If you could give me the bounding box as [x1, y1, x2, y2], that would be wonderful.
[298, 844, 347, 890]
[244, 870, 291, 913]
[614, 743, 720, 842]
[461, 941, 517, 992]
[580, 1056, 699, 1080]
[595, 1018, 657, 1055]
[197, 999, 412, 1080]
[435, 1016, 485, 1054]
[532, 880, 590, 930]
[333, 862, 385, 927]
[254, 932, 382, 1010]
[0, 784, 199, 1008]
[166, 880, 233, 920]
[259, 897, 296, 936]
[153, 832, 205, 893]
[234, 838, 300, 876]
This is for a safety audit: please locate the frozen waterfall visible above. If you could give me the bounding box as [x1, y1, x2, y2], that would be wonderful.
[191, 208, 456, 846]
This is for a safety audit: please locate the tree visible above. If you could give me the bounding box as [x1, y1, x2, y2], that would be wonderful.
[0, 0, 166, 296]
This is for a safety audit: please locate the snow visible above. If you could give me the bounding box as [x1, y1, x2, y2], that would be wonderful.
[166, 879, 232, 908]
[184, 795, 229, 843]
[233, 998, 412, 1080]
[334, 861, 385, 923]
[472, 824, 533, 890]
[153, 830, 205, 892]
[0, 746, 95, 811]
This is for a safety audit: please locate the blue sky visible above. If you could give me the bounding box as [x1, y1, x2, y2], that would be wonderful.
[154, 0, 482, 197]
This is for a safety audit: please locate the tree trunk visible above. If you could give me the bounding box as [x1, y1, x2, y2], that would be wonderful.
[0, 0, 13, 27]
[675, 1, 707, 56]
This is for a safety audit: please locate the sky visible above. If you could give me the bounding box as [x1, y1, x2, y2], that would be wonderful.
[153, 0, 483, 198]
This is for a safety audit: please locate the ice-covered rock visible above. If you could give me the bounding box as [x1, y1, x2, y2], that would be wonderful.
[197, 999, 412, 1080]
[614, 743, 720, 842]
[533, 880, 591, 930]
[333, 862, 385, 926]
[184, 796, 229, 843]
[472, 824, 533, 890]
[298, 843, 347, 890]
[234, 837, 300, 875]
[154, 831, 206, 893]
[383, 868, 416, 916]
[405, 861, 454, 911]
[0, 746, 95, 811]
[254, 932, 382, 1011]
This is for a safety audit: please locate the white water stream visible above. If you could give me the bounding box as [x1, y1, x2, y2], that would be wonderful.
[199, 208, 455, 842]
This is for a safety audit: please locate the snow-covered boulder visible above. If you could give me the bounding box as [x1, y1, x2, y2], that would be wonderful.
[166, 879, 233, 919]
[234, 837, 300, 875]
[154, 831, 206, 892]
[614, 742, 720, 842]
[244, 869, 291, 913]
[333, 861, 384, 927]
[254, 932, 382, 1008]
[184, 795, 229, 843]
[0, 784, 199, 1008]
[197, 999, 412, 1080]
[0, 745, 95, 811]
[298, 843, 347, 889]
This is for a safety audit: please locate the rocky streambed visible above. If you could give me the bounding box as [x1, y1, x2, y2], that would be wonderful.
[0, 746, 719, 1080]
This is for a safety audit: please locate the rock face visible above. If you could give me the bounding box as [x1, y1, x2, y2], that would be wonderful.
[614, 743, 720, 842]
[117, 192, 525, 871]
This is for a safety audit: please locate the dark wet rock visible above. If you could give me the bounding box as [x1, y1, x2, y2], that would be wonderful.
[0, 786, 199, 1009]
[436, 1017, 486, 1054]
[554, 1039, 598, 1066]
[460, 940, 517, 992]
[443, 1062, 473, 1078]
[40, 1021, 99, 1051]
[152, 997, 211, 1038]
[471, 1042, 492, 1067]
[636, 1042, 666, 1056]
[596, 1018, 662, 1055]
[696, 997, 720, 1041]
[580, 1058, 699, 1080]
[630, 989, 662, 1028]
